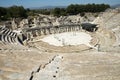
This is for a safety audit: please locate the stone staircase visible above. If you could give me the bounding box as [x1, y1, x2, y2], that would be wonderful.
[0, 26, 23, 45]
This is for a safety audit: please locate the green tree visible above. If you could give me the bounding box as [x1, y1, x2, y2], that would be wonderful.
[52, 8, 61, 17]
[0, 7, 7, 20]
[66, 4, 76, 15]
[8, 5, 27, 18]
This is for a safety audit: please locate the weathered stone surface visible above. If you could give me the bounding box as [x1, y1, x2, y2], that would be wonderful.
[0, 8, 120, 80]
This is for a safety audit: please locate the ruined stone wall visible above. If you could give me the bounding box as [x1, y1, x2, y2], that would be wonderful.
[24, 24, 83, 41]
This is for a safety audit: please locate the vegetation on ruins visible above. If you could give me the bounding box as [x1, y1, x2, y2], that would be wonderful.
[0, 4, 110, 21]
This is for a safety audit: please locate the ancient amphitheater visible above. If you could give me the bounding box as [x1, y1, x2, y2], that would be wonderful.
[0, 8, 120, 80]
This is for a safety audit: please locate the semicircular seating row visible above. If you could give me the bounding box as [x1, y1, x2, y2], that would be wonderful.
[0, 26, 18, 44]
